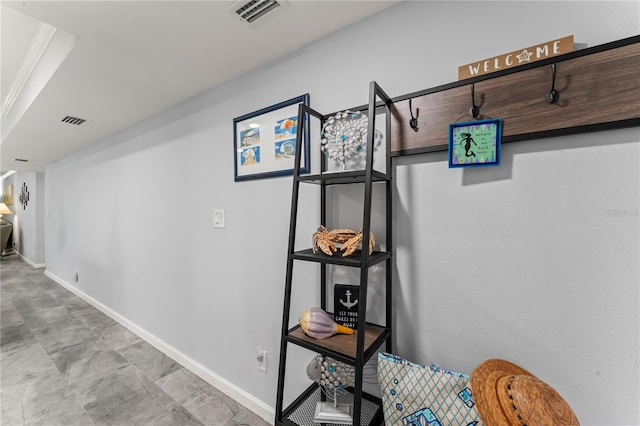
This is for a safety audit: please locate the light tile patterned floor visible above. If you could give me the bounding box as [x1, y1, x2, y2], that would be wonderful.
[0, 255, 270, 426]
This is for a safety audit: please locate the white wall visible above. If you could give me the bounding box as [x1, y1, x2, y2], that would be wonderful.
[45, 2, 639, 424]
[35, 172, 45, 263]
[10, 171, 46, 266]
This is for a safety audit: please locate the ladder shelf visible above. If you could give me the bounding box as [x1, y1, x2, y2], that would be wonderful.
[275, 81, 393, 426]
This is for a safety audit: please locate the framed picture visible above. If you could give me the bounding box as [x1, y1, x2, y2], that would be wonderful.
[233, 94, 310, 181]
[3, 185, 13, 205]
[448, 118, 502, 168]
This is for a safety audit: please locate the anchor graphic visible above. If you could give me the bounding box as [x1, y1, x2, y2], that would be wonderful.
[340, 290, 358, 309]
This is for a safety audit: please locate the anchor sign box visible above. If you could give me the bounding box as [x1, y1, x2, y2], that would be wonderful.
[334, 284, 359, 329]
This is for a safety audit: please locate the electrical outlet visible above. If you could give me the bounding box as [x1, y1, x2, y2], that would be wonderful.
[256, 349, 267, 373]
[213, 209, 225, 228]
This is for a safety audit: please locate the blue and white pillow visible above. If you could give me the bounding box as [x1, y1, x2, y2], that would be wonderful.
[377, 353, 483, 426]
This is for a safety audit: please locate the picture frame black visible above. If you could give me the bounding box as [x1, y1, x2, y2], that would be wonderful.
[334, 284, 359, 330]
[233, 94, 310, 181]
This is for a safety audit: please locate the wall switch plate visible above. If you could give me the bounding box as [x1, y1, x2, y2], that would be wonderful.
[257, 349, 267, 373]
[213, 209, 225, 228]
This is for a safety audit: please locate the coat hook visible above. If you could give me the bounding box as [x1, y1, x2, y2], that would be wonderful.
[546, 63, 559, 104]
[469, 83, 480, 119]
[409, 99, 419, 132]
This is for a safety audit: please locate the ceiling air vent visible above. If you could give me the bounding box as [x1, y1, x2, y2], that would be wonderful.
[61, 115, 86, 125]
[227, 0, 289, 25]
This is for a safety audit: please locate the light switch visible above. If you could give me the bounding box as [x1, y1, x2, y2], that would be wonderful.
[213, 209, 225, 228]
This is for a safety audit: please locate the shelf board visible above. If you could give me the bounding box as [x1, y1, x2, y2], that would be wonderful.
[297, 170, 390, 185]
[287, 322, 390, 364]
[291, 249, 391, 267]
[279, 383, 383, 426]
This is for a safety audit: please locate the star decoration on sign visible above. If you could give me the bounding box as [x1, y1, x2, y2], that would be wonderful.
[516, 49, 533, 63]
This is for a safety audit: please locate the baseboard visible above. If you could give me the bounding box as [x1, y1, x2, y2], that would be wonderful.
[16, 251, 46, 269]
[43, 269, 275, 424]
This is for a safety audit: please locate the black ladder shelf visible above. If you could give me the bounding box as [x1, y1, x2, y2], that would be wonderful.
[275, 82, 393, 426]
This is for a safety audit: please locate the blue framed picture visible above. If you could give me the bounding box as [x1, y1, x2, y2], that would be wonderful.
[233, 94, 310, 181]
[448, 118, 502, 168]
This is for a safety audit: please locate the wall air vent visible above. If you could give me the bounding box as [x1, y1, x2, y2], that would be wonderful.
[227, 0, 289, 25]
[61, 115, 86, 125]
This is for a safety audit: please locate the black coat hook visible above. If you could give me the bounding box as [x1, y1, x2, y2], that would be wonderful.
[469, 83, 480, 119]
[546, 63, 559, 104]
[409, 99, 419, 132]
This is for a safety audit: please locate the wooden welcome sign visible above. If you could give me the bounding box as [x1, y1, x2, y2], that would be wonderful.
[458, 35, 574, 80]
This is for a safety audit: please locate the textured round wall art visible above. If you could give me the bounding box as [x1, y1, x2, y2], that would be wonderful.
[320, 110, 368, 167]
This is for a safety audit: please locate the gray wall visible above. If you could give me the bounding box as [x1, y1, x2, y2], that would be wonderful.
[44, 2, 639, 424]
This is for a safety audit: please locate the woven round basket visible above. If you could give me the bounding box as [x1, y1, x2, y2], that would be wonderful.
[470, 359, 579, 426]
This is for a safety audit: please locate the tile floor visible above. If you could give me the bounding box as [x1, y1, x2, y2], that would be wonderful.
[0, 255, 271, 426]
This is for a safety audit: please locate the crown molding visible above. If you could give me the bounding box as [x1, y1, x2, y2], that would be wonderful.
[1, 22, 57, 119]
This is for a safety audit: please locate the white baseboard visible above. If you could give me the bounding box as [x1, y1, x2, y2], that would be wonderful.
[44, 269, 275, 424]
[16, 251, 46, 269]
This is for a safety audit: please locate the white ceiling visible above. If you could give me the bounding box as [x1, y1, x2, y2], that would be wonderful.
[0, 0, 399, 174]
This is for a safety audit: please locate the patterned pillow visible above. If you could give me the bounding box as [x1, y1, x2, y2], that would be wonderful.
[377, 353, 483, 426]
